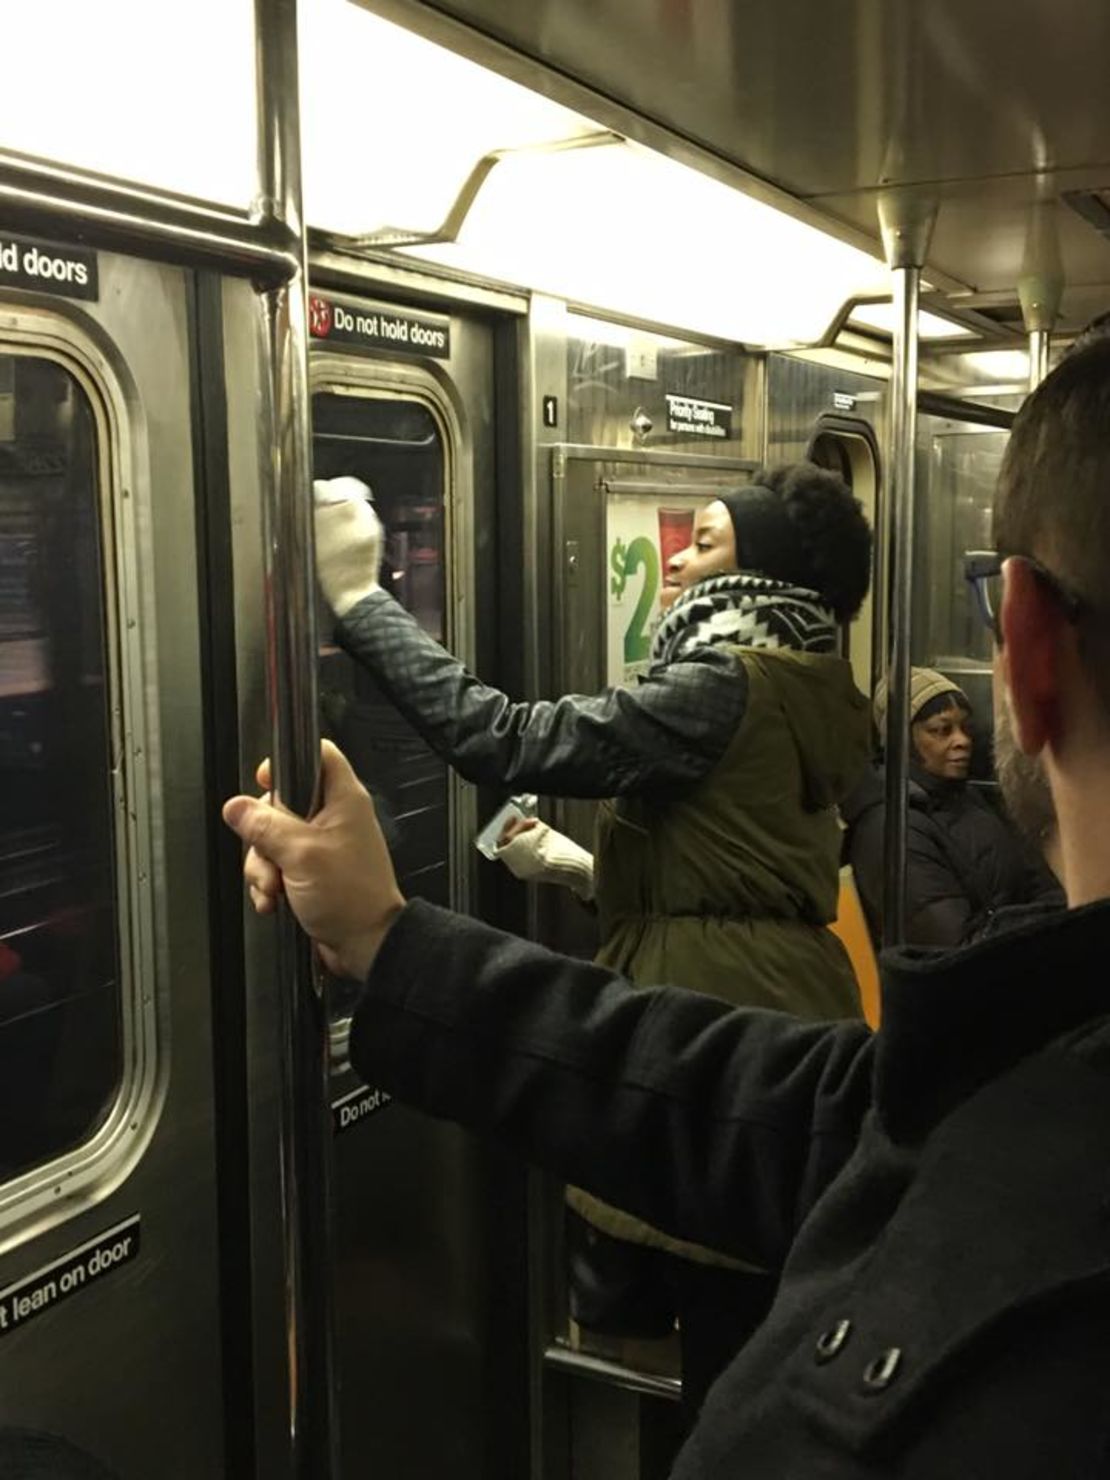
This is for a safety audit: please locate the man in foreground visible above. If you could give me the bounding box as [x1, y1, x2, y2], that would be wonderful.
[225, 343, 1110, 1476]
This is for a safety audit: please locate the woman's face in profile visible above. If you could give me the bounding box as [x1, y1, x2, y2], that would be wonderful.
[659, 501, 738, 611]
[912, 702, 974, 780]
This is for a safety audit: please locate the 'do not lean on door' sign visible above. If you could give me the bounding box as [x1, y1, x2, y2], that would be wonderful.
[331, 1083, 392, 1134]
[0, 1216, 140, 1337]
[309, 295, 451, 359]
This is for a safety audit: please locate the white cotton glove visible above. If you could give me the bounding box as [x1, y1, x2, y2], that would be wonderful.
[496, 822, 595, 901]
[313, 477, 384, 618]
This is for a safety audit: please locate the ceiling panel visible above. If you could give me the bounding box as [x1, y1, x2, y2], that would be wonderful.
[397, 0, 1110, 194]
[384, 0, 1110, 301]
[818, 167, 1110, 318]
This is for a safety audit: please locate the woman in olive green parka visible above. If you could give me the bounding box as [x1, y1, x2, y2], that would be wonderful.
[314, 461, 873, 1416]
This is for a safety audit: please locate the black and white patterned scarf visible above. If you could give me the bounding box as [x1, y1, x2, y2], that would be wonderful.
[650, 571, 838, 665]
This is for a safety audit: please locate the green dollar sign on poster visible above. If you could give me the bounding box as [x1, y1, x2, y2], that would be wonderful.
[609, 536, 628, 599]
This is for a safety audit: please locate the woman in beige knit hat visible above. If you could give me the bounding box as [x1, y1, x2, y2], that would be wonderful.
[843, 667, 1061, 945]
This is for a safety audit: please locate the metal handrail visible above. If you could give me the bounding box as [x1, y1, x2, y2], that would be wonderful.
[0, 148, 296, 284]
[350, 130, 621, 249]
[543, 1343, 682, 1402]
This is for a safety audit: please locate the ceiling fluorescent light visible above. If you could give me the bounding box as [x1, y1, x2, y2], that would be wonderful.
[849, 303, 976, 339]
[301, 0, 597, 237]
[304, 2, 893, 346]
[963, 350, 1031, 381]
[404, 142, 889, 345]
[566, 313, 689, 349]
[2, 0, 256, 206]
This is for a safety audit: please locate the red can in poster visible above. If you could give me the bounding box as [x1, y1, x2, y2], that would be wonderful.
[657, 507, 695, 571]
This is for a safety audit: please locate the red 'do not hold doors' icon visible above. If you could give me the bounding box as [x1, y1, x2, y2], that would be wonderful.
[309, 295, 332, 338]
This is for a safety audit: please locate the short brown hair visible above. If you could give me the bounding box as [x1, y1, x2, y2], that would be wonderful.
[994, 339, 1110, 710]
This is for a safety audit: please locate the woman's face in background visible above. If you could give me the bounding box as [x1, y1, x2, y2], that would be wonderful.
[659, 501, 738, 611]
[912, 701, 974, 780]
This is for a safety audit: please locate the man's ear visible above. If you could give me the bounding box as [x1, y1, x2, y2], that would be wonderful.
[998, 557, 1066, 755]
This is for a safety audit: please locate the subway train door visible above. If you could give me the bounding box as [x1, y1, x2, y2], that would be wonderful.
[0, 246, 225, 1475]
[307, 291, 526, 1479]
[536, 446, 756, 1480]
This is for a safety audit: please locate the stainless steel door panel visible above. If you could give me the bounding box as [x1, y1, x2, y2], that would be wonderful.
[0, 254, 224, 1476]
[229, 283, 527, 1478]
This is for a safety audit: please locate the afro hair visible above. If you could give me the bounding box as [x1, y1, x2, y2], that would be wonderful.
[749, 461, 872, 623]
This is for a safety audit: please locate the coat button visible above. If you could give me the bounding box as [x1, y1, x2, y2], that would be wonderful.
[861, 1347, 902, 1393]
[814, 1318, 852, 1364]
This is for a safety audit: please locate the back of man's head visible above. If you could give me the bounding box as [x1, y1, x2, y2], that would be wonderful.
[994, 339, 1110, 719]
[1069, 309, 1110, 356]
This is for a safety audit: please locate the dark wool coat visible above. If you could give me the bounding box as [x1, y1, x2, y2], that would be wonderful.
[351, 896, 1110, 1478]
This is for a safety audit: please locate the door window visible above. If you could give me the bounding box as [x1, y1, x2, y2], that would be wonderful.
[0, 354, 121, 1183]
[313, 392, 451, 936]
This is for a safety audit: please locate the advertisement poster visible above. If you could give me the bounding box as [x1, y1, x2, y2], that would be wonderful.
[606, 496, 699, 685]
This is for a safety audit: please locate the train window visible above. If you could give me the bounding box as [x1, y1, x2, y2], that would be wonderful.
[312, 392, 451, 963]
[0, 354, 122, 1185]
[912, 420, 1004, 669]
[911, 417, 1007, 779]
[806, 417, 881, 693]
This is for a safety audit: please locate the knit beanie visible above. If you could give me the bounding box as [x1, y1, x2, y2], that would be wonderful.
[873, 666, 968, 739]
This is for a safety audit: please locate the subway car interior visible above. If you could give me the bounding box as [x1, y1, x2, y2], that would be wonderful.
[0, 1, 1107, 1476]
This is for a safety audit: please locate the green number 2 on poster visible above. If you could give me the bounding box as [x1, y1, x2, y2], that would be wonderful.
[610, 535, 659, 664]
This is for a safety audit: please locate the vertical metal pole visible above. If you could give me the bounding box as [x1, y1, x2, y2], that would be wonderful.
[1019, 204, 1063, 395]
[1028, 328, 1050, 391]
[877, 193, 936, 947]
[254, 1, 339, 1475]
[880, 266, 919, 946]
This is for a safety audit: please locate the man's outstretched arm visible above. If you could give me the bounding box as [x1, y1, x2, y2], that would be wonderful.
[224, 742, 875, 1270]
[355, 897, 874, 1267]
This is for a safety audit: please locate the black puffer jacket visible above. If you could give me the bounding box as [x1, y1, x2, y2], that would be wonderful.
[843, 764, 1063, 947]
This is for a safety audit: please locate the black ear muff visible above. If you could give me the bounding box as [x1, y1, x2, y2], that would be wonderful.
[717, 485, 813, 592]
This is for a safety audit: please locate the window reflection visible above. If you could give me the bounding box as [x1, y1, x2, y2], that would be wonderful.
[0, 355, 121, 1182]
